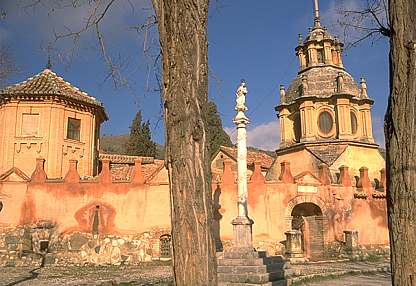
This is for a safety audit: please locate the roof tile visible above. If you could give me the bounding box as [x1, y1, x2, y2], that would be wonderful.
[0, 69, 105, 109]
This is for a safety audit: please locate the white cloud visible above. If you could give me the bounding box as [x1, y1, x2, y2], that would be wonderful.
[225, 120, 280, 151]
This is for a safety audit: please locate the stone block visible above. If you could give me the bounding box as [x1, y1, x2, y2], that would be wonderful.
[69, 233, 88, 250]
[218, 249, 291, 285]
[43, 254, 57, 265]
[344, 230, 359, 254]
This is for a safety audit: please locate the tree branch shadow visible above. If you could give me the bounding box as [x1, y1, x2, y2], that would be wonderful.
[5, 255, 45, 286]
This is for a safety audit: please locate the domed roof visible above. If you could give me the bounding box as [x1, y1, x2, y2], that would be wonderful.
[283, 66, 362, 104]
[305, 26, 335, 43]
[0, 68, 108, 121]
[0, 69, 103, 106]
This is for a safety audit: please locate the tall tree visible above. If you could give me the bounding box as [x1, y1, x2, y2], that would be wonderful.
[336, 1, 416, 283]
[386, 0, 416, 285]
[207, 101, 232, 156]
[7, 1, 217, 282]
[126, 111, 157, 157]
[151, 1, 217, 285]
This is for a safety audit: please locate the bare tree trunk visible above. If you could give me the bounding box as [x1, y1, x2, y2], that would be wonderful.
[151, 1, 217, 285]
[386, 1, 416, 285]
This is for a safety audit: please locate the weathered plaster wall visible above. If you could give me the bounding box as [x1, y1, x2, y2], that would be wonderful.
[0, 156, 388, 264]
[332, 145, 385, 179]
[0, 101, 100, 179]
[215, 160, 388, 255]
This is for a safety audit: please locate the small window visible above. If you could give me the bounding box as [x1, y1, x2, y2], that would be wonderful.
[39, 240, 49, 252]
[351, 112, 358, 135]
[318, 111, 333, 135]
[317, 49, 325, 63]
[160, 234, 172, 258]
[67, 118, 81, 141]
[293, 112, 302, 142]
[21, 114, 39, 136]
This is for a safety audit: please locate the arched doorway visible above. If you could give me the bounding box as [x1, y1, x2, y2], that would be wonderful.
[291, 202, 324, 260]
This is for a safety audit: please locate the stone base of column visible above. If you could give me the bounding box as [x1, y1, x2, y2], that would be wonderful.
[217, 250, 293, 285]
[284, 230, 307, 263]
[231, 216, 254, 249]
[344, 230, 359, 255]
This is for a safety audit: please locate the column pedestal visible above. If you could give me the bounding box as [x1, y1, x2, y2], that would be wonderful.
[284, 230, 306, 263]
[231, 216, 254, 251]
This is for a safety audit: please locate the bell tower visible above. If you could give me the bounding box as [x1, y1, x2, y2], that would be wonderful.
[277, 0, 375, 148]
[269, 0, 383, 180]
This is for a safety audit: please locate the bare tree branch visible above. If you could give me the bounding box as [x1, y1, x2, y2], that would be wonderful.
[0, 46, 20, 89]
[336, 0, 391, 49]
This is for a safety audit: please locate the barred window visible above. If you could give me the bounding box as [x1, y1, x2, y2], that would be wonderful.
[21, 114, 39, 136]
[160, 234, 172, 258]
[67, 118, 81, 141]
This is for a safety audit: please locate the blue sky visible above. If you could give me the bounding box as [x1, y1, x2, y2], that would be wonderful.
[0, 0, 389, 150]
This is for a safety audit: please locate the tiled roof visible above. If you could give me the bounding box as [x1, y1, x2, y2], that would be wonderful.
[109, 160, 165, 182]
[306, 144, 348, 166]
[99, 153, 154, 164]
[0, 69, 106, 111]
[99, 152, 165, 182]
[283, 67, 362, 104]
[218, 146, 274, 169]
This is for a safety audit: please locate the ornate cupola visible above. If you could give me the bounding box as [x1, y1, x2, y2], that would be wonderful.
[268, 0, 384, 179]
[276, 0, 375, 148]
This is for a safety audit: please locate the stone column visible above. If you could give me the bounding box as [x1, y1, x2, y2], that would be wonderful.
[285, 230, 304, 260]
[232, 82, 254, 249]
[336, 98, 351, 139]
[300, 100, 315, 141]
[359, 104, 374, 143]
[279, 107, 291, 148]
[344, 230, 359, 254]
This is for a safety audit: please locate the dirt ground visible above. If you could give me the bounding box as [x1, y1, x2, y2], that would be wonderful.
[0, 260, 391, 286]
[298, 272, 391, 286]
[0, 264, 173, 286]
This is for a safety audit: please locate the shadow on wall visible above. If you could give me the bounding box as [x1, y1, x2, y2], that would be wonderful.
[213, 184, 223, 252]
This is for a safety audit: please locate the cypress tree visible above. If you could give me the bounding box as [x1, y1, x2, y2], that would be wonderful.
[206, 101, 232, 156]
[126, 111, 157, 157]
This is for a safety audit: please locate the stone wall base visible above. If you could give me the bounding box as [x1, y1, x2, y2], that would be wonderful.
[217, 249, 292, 285]
[0, 225, 171, 266]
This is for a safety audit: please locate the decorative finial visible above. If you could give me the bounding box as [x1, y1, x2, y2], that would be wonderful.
[301, 75, 308, 96]
[45, 55, 52, 70]
[313, 0, 321, 27]
[298, 33, 303, 45]
[280, 85, 286, 102]
[360, 77, 368, 98]
[336, 72, 344, 93]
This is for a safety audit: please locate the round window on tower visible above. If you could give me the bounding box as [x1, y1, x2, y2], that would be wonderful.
[318, 111, 334, 136]
[351, 111, 358, 135]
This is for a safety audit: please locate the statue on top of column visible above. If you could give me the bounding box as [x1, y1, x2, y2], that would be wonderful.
[235, 81, 248, 112]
